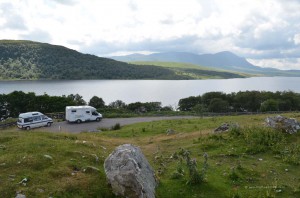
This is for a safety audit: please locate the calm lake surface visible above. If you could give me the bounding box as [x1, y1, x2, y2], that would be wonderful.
[1, 77, 300, 106]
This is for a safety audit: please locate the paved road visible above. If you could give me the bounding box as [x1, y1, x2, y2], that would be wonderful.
[39, 116, 196, 133]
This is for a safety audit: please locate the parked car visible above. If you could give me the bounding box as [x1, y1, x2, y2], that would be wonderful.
[17, 112, 53, 130]
[65, 106, 102, 123]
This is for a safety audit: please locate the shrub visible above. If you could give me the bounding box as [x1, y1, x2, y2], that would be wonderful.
[111, 123, 121, 130]
[281, 143, 300, 165]
[177, 148, 208, 185]
[232, 127, 286, 154]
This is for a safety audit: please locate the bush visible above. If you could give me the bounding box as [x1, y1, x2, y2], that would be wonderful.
[176, 148, 208, 185]
[242, 127, 286, 154]
[111, 123, 121, 130]
[281, 143, 300, 165]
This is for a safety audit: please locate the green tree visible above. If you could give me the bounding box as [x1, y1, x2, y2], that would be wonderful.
[89, 96, 105, 109]
[109, 100, 126, 109]
[6, 91, 36, 117]
[202, 92, 227, 107]
[161, 105, 173, 111]
[192, 104, 207, 114]
[208, 98, 229, 112]
[260, 99, 279, 112]
[234, 91, 262, 112]
[67, 94, 86, 105]
[178, 96, 201, 111]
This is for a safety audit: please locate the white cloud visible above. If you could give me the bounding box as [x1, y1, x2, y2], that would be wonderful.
[0, 0, 300, 69]
[248, 58, 300, 70]
[294, 34, 300, 45]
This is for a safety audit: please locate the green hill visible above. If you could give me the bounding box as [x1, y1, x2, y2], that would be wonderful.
[0, 40, 245, 80]
[0, 40, 186, 80]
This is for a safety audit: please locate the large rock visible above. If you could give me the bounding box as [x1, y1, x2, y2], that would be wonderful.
[265, 115, 300, 134]
[104, 144, 157, 198]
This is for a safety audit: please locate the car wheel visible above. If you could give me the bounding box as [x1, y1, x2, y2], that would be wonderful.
[96, 117, 101, 122]
[47, 122, 52, 127]
[26, 126, 30, 130]
[76, 119, 81, 124]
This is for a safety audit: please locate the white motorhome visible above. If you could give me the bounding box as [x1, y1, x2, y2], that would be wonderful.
[17, 112, 53, 130]
[65, 106, 102, 123]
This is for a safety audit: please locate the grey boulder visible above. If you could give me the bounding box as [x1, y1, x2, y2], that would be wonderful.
[265, 115, 300, 134]
[104, 144, 157, 198]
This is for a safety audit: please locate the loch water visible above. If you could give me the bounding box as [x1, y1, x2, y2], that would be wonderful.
[1, 77, 299, 106]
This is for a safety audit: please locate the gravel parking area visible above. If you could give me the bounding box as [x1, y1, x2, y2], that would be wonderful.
[39, 116, 196, 133]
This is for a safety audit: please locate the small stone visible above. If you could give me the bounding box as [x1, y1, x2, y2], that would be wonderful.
[285, 169, 289, 172]
[258, 158, 263, 161]
[84, 166, 100, 173]
[100, 146, 107, 150]
[43, 155, 53, 160]
[15, 193, 26, 198]
[36, 188, 44, 193]
[166, 129, 175, 135]
[18, 178, 28, 184]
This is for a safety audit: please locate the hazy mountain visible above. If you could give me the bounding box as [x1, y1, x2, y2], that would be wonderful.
[112, 51, 300, 76]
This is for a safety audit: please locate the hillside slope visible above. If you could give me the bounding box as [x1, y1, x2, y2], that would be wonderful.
[0, 40, 247, 80]
[1, 114, 300, 197]
[112, 51, 300, 76]
[0, 40, 184, 80]
[130, 61, 250, 79]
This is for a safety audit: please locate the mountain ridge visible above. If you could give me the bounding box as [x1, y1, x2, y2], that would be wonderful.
[111, 51, 300, 76]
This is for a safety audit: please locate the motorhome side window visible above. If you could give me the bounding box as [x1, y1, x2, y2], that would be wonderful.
[33, 116, 41, 121]
[86, 111, 90, 114]
[24, 118, 33, 123]
[71, 110, 76, 113]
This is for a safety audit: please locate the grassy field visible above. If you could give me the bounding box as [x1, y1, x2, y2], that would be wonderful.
[130, 61, 215, 70]
[1, 113, 300, 197]
[130, 61, 253, 79]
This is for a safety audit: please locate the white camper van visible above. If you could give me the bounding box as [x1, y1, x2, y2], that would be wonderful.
[17, 112, 53, 130]
[65, 106, 102, 123]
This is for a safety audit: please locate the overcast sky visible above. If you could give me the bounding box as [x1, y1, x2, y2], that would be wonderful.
[1, 0, 300, 70]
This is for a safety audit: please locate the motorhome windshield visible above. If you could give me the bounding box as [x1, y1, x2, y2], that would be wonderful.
[92, 111, 98, 116]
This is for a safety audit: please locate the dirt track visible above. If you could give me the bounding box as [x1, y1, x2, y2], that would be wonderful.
[39, 116, 196, 133]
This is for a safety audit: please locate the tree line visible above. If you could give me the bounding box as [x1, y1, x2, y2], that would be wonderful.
[1, 90, 300, 120]
[178, 91, 300, 113]
[0, 91, 172, 119]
